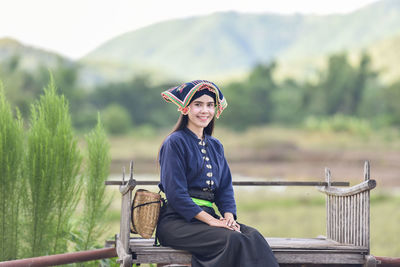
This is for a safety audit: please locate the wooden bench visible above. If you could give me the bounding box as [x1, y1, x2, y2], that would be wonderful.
[105, 161, 377, 267]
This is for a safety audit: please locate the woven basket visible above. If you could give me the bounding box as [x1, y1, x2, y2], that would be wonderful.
[131, 189, 161, 238]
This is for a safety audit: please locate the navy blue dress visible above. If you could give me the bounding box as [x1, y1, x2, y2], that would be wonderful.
[157, 127, 279, 267]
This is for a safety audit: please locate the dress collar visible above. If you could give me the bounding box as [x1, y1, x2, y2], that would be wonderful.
[183, 127, 209, 142]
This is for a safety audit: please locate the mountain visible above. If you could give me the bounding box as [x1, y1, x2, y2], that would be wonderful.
[0, 38, 69, 71]
[81, 0, 400, 81]
[0, 38, 108, 88]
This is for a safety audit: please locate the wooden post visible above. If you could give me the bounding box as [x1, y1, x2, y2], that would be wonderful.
[364, 161, 371, 253]
[116, 161, 136, 267]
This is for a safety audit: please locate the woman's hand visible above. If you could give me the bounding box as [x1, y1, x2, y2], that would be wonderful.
[195, 211, 232, 231]
[209, 217, 236, 230]
[222, 212, 241, 232]
[194, 211, 241, 232]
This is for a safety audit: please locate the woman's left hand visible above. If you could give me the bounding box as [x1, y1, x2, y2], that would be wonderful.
[222, 213, 241, 232]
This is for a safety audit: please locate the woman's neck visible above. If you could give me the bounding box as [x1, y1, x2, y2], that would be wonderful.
[186, 124, 204, 139]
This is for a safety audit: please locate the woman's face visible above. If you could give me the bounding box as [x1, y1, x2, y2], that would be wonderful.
[187, 94, 215, 131]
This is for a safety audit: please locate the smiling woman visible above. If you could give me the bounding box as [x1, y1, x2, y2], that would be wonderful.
[156, 80, 279, 267]
[187, 93, 216, 137]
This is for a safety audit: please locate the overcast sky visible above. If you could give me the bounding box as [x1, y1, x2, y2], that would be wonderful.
[0, 0, 379, 59]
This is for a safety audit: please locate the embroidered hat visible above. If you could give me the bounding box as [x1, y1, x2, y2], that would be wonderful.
[161, 80, 227, 118]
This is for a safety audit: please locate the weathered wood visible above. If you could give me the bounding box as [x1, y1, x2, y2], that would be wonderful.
[128, 237, 369, 265]
[119, 178, 136, 195]
[130, 237, 368, 251]
[116, 236, 132, 267]
[106, 180, 350, 186]
[132, 250, 367, 265]
[321, 161, 375, 255]
[117, 161, 135, 266]
[318, 179, 376, 196]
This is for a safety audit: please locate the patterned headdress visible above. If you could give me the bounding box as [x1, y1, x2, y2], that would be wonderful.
[161, 80, 227, 118]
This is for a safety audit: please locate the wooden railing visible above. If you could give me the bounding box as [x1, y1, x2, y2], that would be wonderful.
[318, 161, 376, 252]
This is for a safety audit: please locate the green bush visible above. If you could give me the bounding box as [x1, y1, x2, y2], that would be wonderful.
[24, 77, 82, 256]
[1, 76, 112, 261]
[78, 115, 111, 251]
[102, 104, 132, 135]
[0, 82, 24, 260]
[303, 115, 371, 135]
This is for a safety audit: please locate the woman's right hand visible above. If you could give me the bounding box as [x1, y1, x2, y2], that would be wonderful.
[209, 217, 236, 230]
[195, 211, 236, 231]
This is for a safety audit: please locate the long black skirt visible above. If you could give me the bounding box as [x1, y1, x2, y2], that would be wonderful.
[156, 204, 279, 267]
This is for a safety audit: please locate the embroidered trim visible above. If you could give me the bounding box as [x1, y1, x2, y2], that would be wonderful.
[161, 80, 227, 118]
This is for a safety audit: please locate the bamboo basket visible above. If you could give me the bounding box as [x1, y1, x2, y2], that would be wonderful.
[131, 189, 161, 238]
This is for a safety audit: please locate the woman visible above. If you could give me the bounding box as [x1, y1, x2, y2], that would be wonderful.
[157, 80, 279, 267]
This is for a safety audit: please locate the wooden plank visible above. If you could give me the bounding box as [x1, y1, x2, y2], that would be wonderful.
[106, 180, 350, 186]
[134, 251, 190, 264]
[129, 237, 367, 252]
[118, 185, 133, 266]
[318, 179, 376, 196]
[273, 251, 366, 264]
[131, 247, 366, 265]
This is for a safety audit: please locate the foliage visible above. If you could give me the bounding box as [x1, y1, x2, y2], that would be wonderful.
[222, 62, 277, 130]
[306, 53, 377, 116]
[102, 104, 132, 135]
[0, 55, 86, 124]
[77, 115, 111, 252]
[303, 115, 372, 135]
[0, 82, 24, 260]
[24, 76, 82, 256]
[91, 75, 178, 129]
[0, 76, 113, 261]
[4, 48, 400, 134]
[381, 80, 400, 126]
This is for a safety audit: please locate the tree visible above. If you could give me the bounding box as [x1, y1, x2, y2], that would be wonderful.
[25, 77, 82, 256]
[306, 53, 377, 118]
[222, 62, 277, 129]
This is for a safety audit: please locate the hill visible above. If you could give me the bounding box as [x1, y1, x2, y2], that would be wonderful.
[0, 38, 108, 88]
[82, 0, 400, 81]
[0, 38, 69, 71]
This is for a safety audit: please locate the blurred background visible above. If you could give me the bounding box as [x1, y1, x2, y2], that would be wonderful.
[1, 0, 399, 258]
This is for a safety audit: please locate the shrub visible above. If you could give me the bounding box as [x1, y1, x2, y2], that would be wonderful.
[0, 82, 24, 260]
[24, 77, 82, 256]
[102, 104, 132, 135]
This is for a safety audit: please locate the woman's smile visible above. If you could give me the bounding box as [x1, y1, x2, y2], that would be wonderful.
[187, 94, 215, 138]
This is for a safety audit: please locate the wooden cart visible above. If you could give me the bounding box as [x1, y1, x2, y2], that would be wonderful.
[106, 161, 377, 267]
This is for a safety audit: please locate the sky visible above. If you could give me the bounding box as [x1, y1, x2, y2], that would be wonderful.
[0, 0, 379, 59]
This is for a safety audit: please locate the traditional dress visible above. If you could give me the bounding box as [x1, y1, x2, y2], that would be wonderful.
[157, 127, 279, 267]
